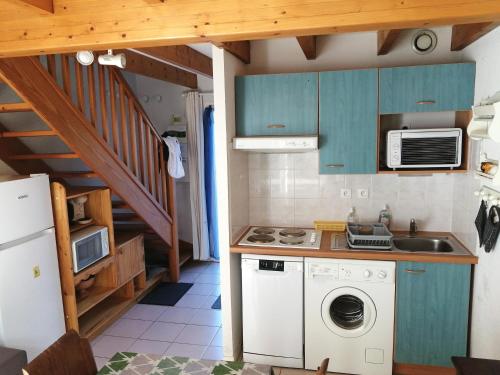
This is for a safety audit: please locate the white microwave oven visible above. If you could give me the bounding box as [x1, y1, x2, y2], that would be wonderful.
[387, 128, 462, 169]
[71, 225, 110, 273]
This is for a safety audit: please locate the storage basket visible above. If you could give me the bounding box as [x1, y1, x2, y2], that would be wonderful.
[314, 220, 346, 231]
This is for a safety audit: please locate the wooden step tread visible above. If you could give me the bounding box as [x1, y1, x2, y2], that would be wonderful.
[0, 102, 32, 112]
[9, 153, 79, 160]
[113, 213, 143, 221]
[51, 171, 98, 178]
[112, 201, 130, 209]
[0, 130, 57, 138]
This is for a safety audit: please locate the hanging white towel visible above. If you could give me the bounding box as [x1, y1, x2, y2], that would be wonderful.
[163, 136, 185, 179]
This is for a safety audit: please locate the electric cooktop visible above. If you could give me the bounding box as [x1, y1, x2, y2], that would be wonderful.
[238, 226, 322, 249]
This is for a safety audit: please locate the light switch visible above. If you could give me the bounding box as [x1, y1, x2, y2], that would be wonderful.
[33, 266, 41, 278]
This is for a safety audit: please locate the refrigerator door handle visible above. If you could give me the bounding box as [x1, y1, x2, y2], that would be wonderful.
[0, 227, 55, 251]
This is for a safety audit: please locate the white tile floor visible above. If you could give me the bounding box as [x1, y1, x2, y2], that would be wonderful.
[91, 261, 222, 369]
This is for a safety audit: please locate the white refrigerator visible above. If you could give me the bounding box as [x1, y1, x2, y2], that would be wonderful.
[0, 174, 65, 361]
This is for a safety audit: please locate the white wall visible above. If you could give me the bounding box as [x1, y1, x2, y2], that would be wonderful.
[244, 28, 465, 232]
[452, 27, 500, 359]
[246, 28, 463, 75]
[213, 46, 248, 361]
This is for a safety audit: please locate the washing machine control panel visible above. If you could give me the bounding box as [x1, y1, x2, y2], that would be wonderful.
[308, 262, 394, 283]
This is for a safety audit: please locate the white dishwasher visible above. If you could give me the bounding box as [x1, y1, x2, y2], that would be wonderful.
[242, 254, 304, 368]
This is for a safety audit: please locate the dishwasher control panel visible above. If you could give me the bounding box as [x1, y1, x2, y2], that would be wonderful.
[259, 260, 284, 272]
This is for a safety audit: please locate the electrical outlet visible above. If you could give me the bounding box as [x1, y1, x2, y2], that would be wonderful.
[340, 188, 352, 198]
[357, 188, 369, 199]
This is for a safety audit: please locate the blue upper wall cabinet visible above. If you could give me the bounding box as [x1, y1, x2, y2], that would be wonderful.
[319, 69, 378, 174]
[235, 73, 318, 136]
[395, 262, 470, 367]
[379, 63, 475, 114]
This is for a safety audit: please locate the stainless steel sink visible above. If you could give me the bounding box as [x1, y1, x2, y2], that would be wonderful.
[393, 237, 454, 252]
[392, 235, 474, 255]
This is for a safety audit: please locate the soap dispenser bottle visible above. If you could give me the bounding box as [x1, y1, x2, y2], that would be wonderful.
[347, 207, 359, 225]
[378, 204, 392, 229]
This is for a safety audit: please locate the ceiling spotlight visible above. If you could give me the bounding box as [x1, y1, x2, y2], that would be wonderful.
[98, 49, 126, 69]
[75, 50, 94, 66]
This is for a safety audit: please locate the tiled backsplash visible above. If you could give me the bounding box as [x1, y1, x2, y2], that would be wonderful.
[248, 151, 454, 231]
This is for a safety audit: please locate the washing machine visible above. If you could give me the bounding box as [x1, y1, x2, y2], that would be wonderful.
[304, 258, 395, 375]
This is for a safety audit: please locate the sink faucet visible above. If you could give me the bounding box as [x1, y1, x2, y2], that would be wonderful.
[409, 218, 417, 237]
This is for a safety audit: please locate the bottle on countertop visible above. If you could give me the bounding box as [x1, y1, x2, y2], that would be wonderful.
[378, 204, 392, 229]
[347, 207, 359, 225]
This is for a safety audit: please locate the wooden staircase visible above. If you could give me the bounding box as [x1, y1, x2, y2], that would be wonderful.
[0, 55, 180, 281]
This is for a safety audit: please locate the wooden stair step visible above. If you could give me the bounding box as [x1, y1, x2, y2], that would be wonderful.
[112, 201, 130, 209]
[0, 130, 57, 138]
[113, 213, 143, 221]
[113, 223, 150, 231]
[50, 171, 98, 178]
[0, 102, 32, 113]
[9, 153, 79, 160]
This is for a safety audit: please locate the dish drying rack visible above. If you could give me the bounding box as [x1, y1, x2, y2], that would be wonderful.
[346, 223, 393, 250]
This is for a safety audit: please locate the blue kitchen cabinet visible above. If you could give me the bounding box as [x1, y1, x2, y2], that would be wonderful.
[319, 69, 378, 174]
[395, 261, 471, 367]
[235, 73, 318, 136]
[380, 63, 475, 114]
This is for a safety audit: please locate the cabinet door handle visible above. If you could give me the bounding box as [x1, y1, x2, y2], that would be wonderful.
[267, 124, 286, 129]
[326, 163, 345, 168]
[404, 269, 426, 274]
[416, 100, 436, 105]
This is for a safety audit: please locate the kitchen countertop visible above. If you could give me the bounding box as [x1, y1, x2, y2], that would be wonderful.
[230, 229, 478, 264]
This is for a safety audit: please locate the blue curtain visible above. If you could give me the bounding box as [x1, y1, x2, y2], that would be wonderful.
[203, 106, 219, 259]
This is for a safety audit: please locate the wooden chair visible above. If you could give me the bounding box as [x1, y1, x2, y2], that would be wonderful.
[316, 358, 329, 375]
[23, 330, 97, 375]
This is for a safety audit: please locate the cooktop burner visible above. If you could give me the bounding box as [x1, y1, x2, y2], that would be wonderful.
[280, 238, 304, 245]
[247, 234, 275, 244]
[239, 227, 321, 249]
[253, 227, 275, 235]
[279, 228, 306, 238]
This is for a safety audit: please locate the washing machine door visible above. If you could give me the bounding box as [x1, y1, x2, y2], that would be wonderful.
[321, 287, 377, 338]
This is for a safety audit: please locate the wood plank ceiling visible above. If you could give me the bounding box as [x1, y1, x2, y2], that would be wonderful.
[0, 0, 499, 58]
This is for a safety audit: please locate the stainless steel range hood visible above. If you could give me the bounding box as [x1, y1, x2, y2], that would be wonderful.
[232, 136, 318, 153]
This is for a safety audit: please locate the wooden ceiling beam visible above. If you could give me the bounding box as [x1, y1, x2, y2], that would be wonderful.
[377, 29, 403, 55]
[117, 50, 198, 89]
[213, 41, 251, 64]
[1, 0, 500, 57]
[15, 0, 53, 13]
[451, 22, 500, 51]
[296, 36, 317, 60]
[131, 46, 212, 78]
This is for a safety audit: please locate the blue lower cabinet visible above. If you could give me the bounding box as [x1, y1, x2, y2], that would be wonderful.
[395, 261, 471, 367]
[319, 69, 378, 174]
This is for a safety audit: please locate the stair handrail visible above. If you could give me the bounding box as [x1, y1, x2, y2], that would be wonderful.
[42, 54, 171, 217]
